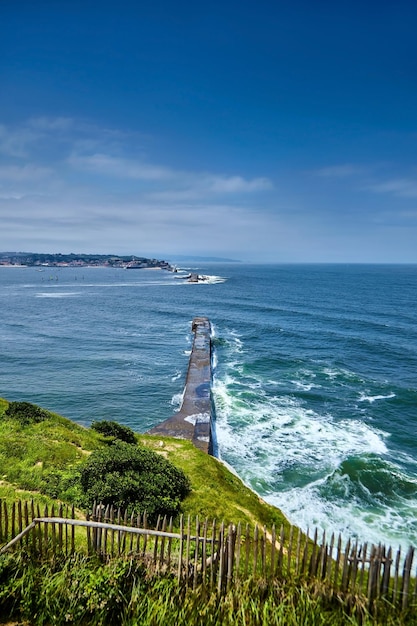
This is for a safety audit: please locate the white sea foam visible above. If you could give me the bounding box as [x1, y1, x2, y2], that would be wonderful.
[322, 367, 339, 380]
[226, 331, 244, 354]
[267, 474, 417, 551]
[359, 392, 396, 403]
[171, 370, 182, 382]
[214, 380, 388, 471]
[177, 274, 226, 285]
[35, 292, 81, 298]
[291, 380, 318, 391]
[214, 372, 417, 549]
[205, 275, 227, 284]
[210, 329, 415, 549]
[184, 412, 210, 425]
[170, 391, 184, 409]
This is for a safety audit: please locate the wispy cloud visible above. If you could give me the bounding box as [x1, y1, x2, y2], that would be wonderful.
[68, 153, 175, 181]
[1, 117, 416, 262]
[314, 164, 365, 178]
[203, 174, 272, 193]
[0, 117, 276, 258]
[0, 124, 43, 158]
[26, 117, 74, 132]
[0, 164, 52, 181]
[68, 153, 273, 195]
[368, 178, 417, 198]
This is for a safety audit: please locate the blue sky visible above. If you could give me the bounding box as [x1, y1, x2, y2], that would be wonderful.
[1, 0, 416, 262]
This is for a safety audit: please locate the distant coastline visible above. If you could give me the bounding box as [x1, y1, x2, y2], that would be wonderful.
[0, 252, 174, 271]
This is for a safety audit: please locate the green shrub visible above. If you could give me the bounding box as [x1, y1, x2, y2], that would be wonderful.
[3, 401, 50, 426]
[41, 468, 85, 504]
[80, 441, 190, 521]
[91, 420, 136, 444]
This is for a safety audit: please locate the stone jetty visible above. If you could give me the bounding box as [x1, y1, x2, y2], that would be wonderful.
[148, 317, 214, 454]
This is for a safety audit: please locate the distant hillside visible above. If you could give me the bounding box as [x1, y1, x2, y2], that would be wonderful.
[0, 252, 172, 270]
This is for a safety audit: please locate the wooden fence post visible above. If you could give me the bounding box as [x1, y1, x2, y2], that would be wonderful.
[11, 502, 16, 541]
[226, 523, 235, 591]
[200, 518, 208, 583]
[326, 533, 335, 584]
[301, 528, 310, 578]
[135, 511, 141, 555]
[349, 540, 359, 592]
[43, 504, 49, 555]
[270, 524, 276, 578]
[318, 530, 327, 579]
[177, 515, 184, 583]
[277, 525, 284, 577]
[252, 524, 259, 577]
[167, 517, 173, 571]
[286, 525, 294, 577]
[244, 524, 251, 579]
[333, 533, 342, 590]
[4, 502, 9, 544]
[36, 504, 42, 556]
[17, 501, 23, 536]
[71, 505, 75, 554]
[401, 546, 415, 611]
[367, 545, 378, 611]
[381, 546, 392, 598]
[185, 516, 191, 582]
[260, 526, 266, 577]
[23, 501, 29, 548]
[141, 511, 148, 558]
[217, 521, 225, 593]
[295, 527, 302, 575]
[193, 516, 200, 590]
[210, 519, 217, 589]
[341, 538, 351, 592]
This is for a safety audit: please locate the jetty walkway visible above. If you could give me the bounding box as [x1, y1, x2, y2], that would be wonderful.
[148, 317, 215, 454]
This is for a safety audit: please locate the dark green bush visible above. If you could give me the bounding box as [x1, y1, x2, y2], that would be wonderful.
[91, 420, 136, 444]
[80, 441, 190, 521]
[3, 401, 50, 426]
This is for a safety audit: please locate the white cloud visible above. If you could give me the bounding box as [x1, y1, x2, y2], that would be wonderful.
[368, 178, 417, 198]
[0, 188, 288, 259]
[315, 164, 363, 178]
[0, 164, 52, 181]
[27, 117, 74, 132]
[68, 153, 175, 181]
[203, 174, 272, 193]
[68, 152, 273, 197]
[0, 125, 42, 158]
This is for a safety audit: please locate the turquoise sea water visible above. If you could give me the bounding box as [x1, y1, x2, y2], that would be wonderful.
[1, 263, 416, 550]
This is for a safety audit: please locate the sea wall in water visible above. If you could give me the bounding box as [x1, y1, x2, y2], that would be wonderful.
[148, 317, 214, 454]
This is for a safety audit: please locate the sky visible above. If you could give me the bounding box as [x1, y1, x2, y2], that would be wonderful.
[1, 0, 416, 263]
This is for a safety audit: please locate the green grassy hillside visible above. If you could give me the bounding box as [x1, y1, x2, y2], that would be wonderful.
[0, 397, 289, 531]
[2, 398, 414, 625]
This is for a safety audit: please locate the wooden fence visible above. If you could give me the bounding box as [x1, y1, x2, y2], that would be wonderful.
[1, 499, 416, 611]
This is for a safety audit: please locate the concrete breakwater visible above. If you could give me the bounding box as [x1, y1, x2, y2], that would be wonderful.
[148, 317, 215, 454]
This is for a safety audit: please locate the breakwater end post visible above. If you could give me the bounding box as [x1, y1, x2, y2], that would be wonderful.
[148, 317, 215, 454]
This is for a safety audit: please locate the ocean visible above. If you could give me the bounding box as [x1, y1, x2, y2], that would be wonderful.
[1, 263, 416, 551]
